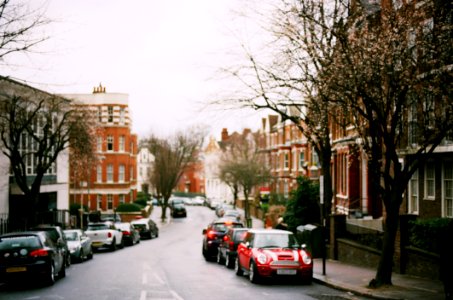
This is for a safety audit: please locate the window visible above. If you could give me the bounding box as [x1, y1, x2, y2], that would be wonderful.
[443, 162, 453, 217]
[107, 136, 114, 151]
[98, 107, 102, 122]
[107, 194, 113, 210]
[408, 99, 418, 145]
[97, 165, 102, 182]
[97, 195, 103, 211]
[120, 107, 125, 124]
[119, 194, 125, 204]
[107, 164, 113, 182]
[299, 152, 305, 169]
[107, 106, 113, 122]
[119, 165, 125, 182]
[119, 136, 125, 152]
[425, 163, 435, 199]
[283, 153, 289, 170]
[97, 137, 103, 152]
[409, 170, 419, 214]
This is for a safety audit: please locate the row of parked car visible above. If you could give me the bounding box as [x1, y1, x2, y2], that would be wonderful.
[0, 217, 159, 287]
[201, 210, 313, 284]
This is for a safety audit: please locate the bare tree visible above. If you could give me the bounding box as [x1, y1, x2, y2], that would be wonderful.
[327, 1, 453, 286]
[0, 0, 50, 63]
[0, 76, 96, 227]
[144, 127, 206, 221]
[218, 131, 270, 226]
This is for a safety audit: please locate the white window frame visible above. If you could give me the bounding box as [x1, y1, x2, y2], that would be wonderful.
[119, 194, 125, 204]
[119, 165, 125, 182]
[107, 106, 113, 123]
[408, 170, 419, 214]
[424, 163, 435, 200]
[299, 151, 305, 169]
[442, 162, 453, 218]
[96, 165, 102, 182]
[107, 194, 113, 210]
[97, 136, 103, 152]
[119, 136, 125, 152]
[107, 164, 113, 183]
[107, 135, 114, 152]
[97, 194, 103, 211]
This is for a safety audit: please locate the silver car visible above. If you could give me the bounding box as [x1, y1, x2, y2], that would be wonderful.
[63, 229, 94, 262]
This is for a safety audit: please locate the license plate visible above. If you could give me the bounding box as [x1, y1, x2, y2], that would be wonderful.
[277, 269, 297, 275]
[6, 267, 27, 273]
[92, 242, 103, 247]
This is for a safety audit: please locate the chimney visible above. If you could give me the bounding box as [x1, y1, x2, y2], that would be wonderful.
[221, 128, 229, 141]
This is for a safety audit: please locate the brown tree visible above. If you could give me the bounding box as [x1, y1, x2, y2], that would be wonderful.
[143, 127, 206, 221]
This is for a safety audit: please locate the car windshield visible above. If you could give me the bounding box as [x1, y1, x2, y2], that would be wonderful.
[0, 235, 41, 250]
[254, 233, 298, 248]
[64, 231, 79, 241]
[171, 198, 184, 204]
[213, 222, 242, 232]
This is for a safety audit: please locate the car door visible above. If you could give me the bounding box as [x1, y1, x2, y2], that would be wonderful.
[238, 232, 252, 269]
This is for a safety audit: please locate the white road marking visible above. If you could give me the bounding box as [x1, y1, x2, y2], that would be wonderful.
[153, 273, 165, 285]
[142, 273, 147, 285]
[170, 290, 184, 300]
[139, 290, 147, 300]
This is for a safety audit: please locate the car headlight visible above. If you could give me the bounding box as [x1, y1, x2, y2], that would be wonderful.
[257, 253, 268, 264]
[301, 250, 312, 265]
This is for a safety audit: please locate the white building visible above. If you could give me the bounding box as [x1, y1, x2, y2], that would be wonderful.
[137, 147, 154, 194]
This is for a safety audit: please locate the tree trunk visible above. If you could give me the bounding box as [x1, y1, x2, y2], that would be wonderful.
[372, 198, 399, 287]
[160, 204, 168, 221]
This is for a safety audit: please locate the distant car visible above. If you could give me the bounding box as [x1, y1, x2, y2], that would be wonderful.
[63, 229, 94, 262]
[217, 227, 249, 268]
[215, 203, 233, 217]
[223, 209, 243, 223]
[115, 222, 140, 246]
[85, 221, 124, 251]
[0, 231, 66, 286]
[192, 196, 206, 206]
[169, 198, 187, 218]
[130, 218, 159, 239]
[29, 225, 71, 268]
[235, 229, 313, 284]
[202, 218, 244, 261]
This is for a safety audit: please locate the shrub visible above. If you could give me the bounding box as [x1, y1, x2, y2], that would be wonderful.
[69, 203, 89, 216]
[134, 199, 147, 207]
[116, 203, 142, 213]
[408, 218, 451, 253]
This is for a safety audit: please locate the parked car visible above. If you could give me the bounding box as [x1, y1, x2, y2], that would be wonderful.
[217, 227, 249, 268]
[223, 209, 243, 223]
[85, 221, 124, 251]
[235, 229, 313, 284]
[202, 218, 244, 261]
[130, 218, 159, 239]
[29, 225, 71, 267]
[0, 231, 66, 286]
[115, 222, 140, 246]
[192, 196, 206, 206]
[215, 203, 233, 217]
[169, 198, 187, 218]
[63, 229, 94, 262]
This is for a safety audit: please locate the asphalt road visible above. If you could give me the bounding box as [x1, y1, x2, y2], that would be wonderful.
[0, 206, 370, 300]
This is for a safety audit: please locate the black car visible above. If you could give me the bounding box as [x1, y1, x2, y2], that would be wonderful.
[170, 198, 187, 218]
[202, 218, 244, 261]
[0, 231, 66, 286]
[217, 227, 249, 268]
[29, 225, 71, 267]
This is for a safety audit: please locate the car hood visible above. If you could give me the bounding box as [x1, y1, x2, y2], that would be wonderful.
[255, 248, 301, 261]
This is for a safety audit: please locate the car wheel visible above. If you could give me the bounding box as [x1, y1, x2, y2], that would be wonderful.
[249, 261, 261, 284]
[111, 239, 117, 251]
[234, 257, 243, 276]
[79, 249, 85, 262]
[155, 230, 159, 238]
[87, 247, 94, 260]
[119, 238, 124, 249]
[202, 246, 210, 261]
[59, 263, 66, 278]
[66, 254, 71, 267]
[45, 263, 56, 286]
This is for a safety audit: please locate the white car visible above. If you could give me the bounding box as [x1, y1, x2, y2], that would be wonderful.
[85, 221, 124, 251]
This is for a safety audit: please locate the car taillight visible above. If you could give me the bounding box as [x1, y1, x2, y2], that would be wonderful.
[30, 249, 49, 257]
[229, 241, 234, 251]
[123, 231, 130, 236]
[108, 232, 112, 238]
[207, 231, 216, 240]
[301, 250, 312, 265]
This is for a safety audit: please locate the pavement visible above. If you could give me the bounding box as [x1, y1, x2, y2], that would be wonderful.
[246, 212, 445, 300]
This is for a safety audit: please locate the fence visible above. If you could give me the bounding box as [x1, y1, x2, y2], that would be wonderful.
[0, 210, 70, 235]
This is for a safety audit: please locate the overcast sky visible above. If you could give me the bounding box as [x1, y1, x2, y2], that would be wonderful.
[4, 0, 272, 140]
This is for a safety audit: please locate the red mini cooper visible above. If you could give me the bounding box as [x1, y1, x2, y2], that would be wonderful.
[235, 229, 313, 284]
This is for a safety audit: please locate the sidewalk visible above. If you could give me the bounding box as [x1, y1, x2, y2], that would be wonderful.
[313, 258, 444, 300]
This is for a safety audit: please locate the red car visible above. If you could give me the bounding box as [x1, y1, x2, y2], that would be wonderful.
[235, 229, 313, 284]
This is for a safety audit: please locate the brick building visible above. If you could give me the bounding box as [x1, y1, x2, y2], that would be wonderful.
[63, 84, 138, 213]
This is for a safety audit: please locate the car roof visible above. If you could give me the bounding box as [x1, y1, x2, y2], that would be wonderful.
[212, 218, 243, 225]
[247, 229, 293, 235]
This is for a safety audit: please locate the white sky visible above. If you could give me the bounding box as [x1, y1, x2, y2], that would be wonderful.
[3, 0, 273, 140]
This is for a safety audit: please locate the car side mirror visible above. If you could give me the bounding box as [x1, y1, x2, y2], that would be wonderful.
[57, 238, 65, 247]
[301, 243, 307, 250]
[245, 242, 251, 248]
[202, 229, 207, 235]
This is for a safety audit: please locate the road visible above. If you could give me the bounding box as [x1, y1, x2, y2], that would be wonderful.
[0, 206, 370, 300]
